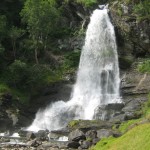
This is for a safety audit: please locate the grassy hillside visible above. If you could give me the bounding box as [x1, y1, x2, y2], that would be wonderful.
[92, 94, 150, 150]
[92, 123, 150, 150]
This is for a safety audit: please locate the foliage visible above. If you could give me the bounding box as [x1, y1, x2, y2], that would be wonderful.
[137, 59, 150, 73]
[118, 119, 140, 133]
[3, 60, 61, 92]
[7, 60, 28, 88]
[91, 136, 116, 150]
[92, 123, 150, 150]
[0, 83, 11, 94]
[26, 64, 61, 89]
[11, 89, 30, 105]
[133, 0, 150, 21]
[62, 50, 81, 70]
[68, 120, 79, 127]
[64, 0, 97, 7]
[0, 82, 29, 105]
[142, 93, 150, 116]
[0, 15, 7, 39]
[10, 26, 25, 58]
[20, 0, 61, 63]
[76, 0, 97, 7]
[0, 44, 5, 55]
[20, 0, 60, 44]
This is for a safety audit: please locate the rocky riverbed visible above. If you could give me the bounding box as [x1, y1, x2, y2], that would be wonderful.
[0, 119, 121, 150]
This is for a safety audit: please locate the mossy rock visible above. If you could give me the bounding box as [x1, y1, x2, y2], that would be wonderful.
[68, 120, 113, 132]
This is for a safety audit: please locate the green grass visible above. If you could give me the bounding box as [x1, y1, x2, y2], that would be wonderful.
[118, 119, 141, 133]
[138, 59, 150, 73]
[68, 120, 79, 127]
[92, 93, 150, 150]
[142, 93, 150, 116]
[92, 123, 150, 150]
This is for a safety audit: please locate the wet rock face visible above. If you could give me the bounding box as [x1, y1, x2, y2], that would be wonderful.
[68, 129, 86, 142]
[109, 2, 150, 65]
[0, 93, 17, 132]
[94, 103, 125, 121]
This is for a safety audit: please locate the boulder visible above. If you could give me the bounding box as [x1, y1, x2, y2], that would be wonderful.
[85, 130, 97, 139]
[97, 129, 113, 139]
[68, 120, 113, 132]
[26, 132, 36, 141]
[67, 141, 80, 149]
[92, 138, 100, 145]
[68, 129, 86, 142]
[80, 140, 92, 149]
[36, 130, 49, 141]
[27, 139, 41, 147]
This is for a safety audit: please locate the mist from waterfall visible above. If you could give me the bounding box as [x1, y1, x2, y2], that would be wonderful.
[27, 8, 121, 132]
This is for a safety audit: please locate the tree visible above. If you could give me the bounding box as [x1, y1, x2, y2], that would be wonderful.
[20, 0, 60, 64]
[9, 26, 24, 59]
[0, 15, 7, 69]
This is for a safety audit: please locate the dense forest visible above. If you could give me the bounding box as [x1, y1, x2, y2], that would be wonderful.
[0, 0, 83, 105]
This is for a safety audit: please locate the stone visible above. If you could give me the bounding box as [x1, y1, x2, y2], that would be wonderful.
[94, 103, 124, 120]
[1, 93, 12, 106]
[92, 138, 100, 145]
[85, 130, 97, 139]
[109, 114, 126, 122]
[97, 129, 113, 139]
[18, 129, 29, 137]
[80, 140, 92, 149]
[48, 132, 59, 140]
[36, 130, 49, 141]
[112, 131, 122, 138]
[27, 139, 41, 147]
[67, 141, 80, 149]
[26, 132, 36, 141]
[68, 120, 113, 132]
[68, 129, 86, 142]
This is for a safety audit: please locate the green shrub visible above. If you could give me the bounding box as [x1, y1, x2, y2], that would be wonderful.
[0, 83, 11, 94]
[64, 0, 97, 7]
[7, 60, 28, 88]
[142, 93, 150, 116]
[118, 119, 140, 133]
[4, 60, 62, 92]
[11, 89, 30, 105]
[137, 59, 150, 73]
[63, 51, 81, 70]
[27, 64, 61, 88]
[133, 0, 150, 21]
[68, 120, 79, 127]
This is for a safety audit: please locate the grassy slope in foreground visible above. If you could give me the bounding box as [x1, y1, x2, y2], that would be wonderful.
[92, 123, 150, 150]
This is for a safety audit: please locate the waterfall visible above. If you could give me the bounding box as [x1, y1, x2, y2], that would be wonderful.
[27, 8, 121, 132]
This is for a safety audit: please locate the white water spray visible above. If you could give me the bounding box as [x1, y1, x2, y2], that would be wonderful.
[28, 8, 121, 132]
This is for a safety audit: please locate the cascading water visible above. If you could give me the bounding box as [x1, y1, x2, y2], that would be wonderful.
[27, 7, 121, 132]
